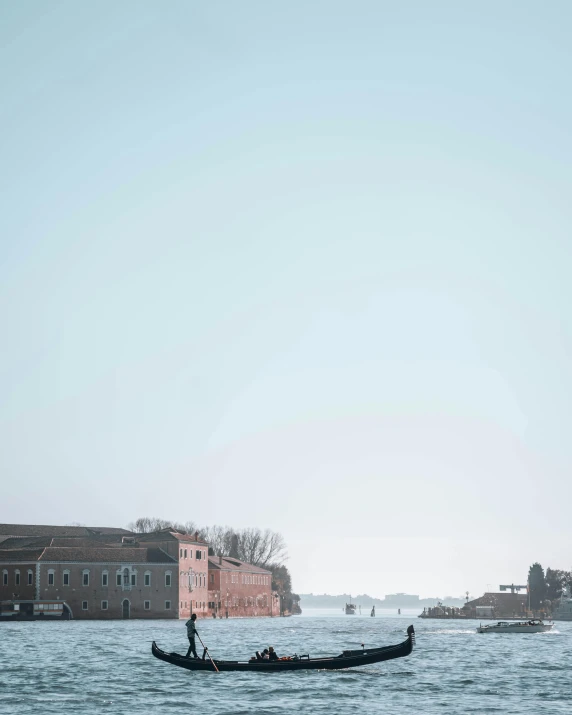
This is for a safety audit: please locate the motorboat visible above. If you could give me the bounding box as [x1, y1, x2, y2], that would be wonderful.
[345, 598, 356, 615]
[0, 599, 73, 620]
[477, 619, 553, 633]
[152, 626, 415, 672]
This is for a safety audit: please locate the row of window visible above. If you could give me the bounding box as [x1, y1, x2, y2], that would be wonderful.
[83, 600, 170, 611]
[223, 596, 269, 607]
[2, 569, 34, 587]
[180, 600, 206, 609]
[2, 568, 269, 589]
[2, 569, 172, 588]
[241, 574, 269, 586]
[179, 548, 207, 561]
[185, 571, 207, 588]
[224, 573, 269, 586]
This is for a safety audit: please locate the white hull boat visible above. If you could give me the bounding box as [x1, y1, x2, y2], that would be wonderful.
[477, 620, 553, 634]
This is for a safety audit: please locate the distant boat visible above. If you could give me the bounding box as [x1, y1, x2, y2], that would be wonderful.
[477, 619, 553, 634]
[0, 599, 72, 621]
[370, 606, 375, 617]
[345, 597, 357, 615]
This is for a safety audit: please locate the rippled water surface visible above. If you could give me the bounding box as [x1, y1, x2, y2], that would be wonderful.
[1, 610, 571, 714]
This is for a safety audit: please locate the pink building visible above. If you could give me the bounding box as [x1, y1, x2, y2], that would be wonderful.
[0, 524, 285, 621]
[0, 524, 208, 619]
[136, 529, 210, 619]
[208, 555, 278, 618]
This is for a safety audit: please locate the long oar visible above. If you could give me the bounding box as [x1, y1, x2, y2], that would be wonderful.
[197, 633, 219, 673]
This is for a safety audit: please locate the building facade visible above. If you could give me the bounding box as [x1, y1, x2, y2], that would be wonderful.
[0, 545, 179, 619]
[0, 524, 285, 620]
[208, 555, 278, 618]
[463, 592, 528, 618]
[137, 529, 209, 619]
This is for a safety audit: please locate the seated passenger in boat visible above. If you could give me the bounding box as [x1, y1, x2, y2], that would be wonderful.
[255, 648, 270, 661]
[268, 647, 278, 661]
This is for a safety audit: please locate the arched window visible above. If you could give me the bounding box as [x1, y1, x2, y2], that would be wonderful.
[144, 571, 151, 587]
[15, 570, 20, 586]
[165, 571, 172, 587]
[27, 570, 33, 586]
[123, 568, 130, 586]
[2, 570, 7, 586]
[82, 569, 90, 586]
[102, 570, 109, 587]
[48, 569, 55, 586]
[63, 570, 70, 586]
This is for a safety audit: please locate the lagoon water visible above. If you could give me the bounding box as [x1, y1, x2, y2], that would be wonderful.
[1, 609, 571, 714]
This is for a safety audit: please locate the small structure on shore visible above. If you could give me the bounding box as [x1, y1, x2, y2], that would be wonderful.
[419, 591, 533, 620]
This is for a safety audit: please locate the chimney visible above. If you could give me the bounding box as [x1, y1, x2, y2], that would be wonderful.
[219, 555, 223, 565]
[194, 531, 199, 541]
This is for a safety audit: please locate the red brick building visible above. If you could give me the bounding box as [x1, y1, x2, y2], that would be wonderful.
[0, 524, 284, 621]
[0, 545, 178, 619]
[137, 529, 209, 619]
[208, 555, 279, 618]
[0, 524, 209, 620]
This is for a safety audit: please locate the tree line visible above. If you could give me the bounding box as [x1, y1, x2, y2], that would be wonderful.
[528, 563, 571, 609]
[127, 517, 297, 607]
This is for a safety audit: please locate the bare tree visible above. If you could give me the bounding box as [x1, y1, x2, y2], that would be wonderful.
[127, 517, 199, 535]
[127, 517, 175, 533]
[181, 521, 199, 535]
[199, 526, 287, 567]
[127, 519, 287, 567]
[200, 525, 233, 555]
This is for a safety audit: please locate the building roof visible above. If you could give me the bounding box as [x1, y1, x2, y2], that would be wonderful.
[466, 592, 527, 608]
[0, 536, 131, 550]
[48, 537, 130, 548]
[0, 549, 45, 563]
[137, 529, 208, 545]
[40, 547, 176, 564]
[0, 524, 132, 538]
[0, 547, 176, 565]
[208, 556, 271, 575]
[0, 537, 53, 549]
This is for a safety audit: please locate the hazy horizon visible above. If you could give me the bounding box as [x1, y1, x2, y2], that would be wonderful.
[2, 2, 572, 601]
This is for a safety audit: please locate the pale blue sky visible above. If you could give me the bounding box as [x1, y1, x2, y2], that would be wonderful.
[2, 1, 571, 597]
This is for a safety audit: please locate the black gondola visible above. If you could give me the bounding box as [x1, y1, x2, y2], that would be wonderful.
[151, 625, 414, 672]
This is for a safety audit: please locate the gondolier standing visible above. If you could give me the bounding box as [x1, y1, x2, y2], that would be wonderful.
[185, 613, 199, 658]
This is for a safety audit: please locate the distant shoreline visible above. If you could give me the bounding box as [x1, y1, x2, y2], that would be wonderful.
[299, 593, 466, 609]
